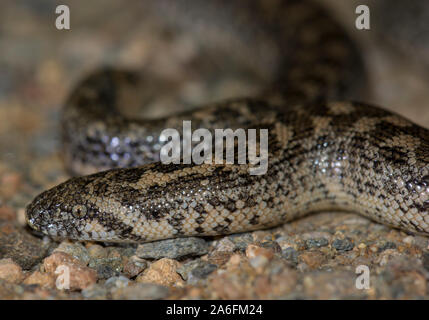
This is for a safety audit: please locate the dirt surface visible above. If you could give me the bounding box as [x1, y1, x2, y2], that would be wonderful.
[0, 0, 429, 299]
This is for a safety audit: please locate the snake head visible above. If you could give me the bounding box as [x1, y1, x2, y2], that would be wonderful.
[25, 173, 130, 242]
[26, 177, 88, 240]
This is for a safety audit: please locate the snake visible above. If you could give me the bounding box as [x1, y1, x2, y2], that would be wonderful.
[25, 0, 429, 243]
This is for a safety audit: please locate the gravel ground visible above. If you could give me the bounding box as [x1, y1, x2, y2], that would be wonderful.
[0, 0, 429, 299]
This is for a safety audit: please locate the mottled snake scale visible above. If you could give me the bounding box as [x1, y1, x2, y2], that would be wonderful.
[26, 0, 429, 243]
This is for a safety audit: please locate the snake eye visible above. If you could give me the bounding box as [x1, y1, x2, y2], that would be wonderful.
[72, 205, 87, 218]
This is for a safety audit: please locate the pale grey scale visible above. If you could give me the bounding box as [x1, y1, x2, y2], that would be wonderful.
[25, 0, 429, 243]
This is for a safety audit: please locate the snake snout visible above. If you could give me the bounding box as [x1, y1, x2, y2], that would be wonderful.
[25, 196, 46, 232]
[25, 188, 65, 236]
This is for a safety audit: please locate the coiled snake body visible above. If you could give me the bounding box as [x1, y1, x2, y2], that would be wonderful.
[26, 0, 429, 243]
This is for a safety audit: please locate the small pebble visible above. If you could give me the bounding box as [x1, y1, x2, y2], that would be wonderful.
[299, 251, 326, 269]
[213, 237, 235, 252]
[305, 238, 329, 249]
[94, 264, 118, 280]
[281, 247, 299, 264]
[54, 241, 90, 265]
[86, 244, 108, 260]
[245, 244, 274, 260]
[0, 258, 24, 283]
[332, 237, 355, 252]
[23, 271, 55, 288]
[43, 252, 97, 290]
[207, 251, 233, 266]
[358, 243, 367, 249]
[376, 249, 402, 266]
[226, 233, 254, 251]
[177, 259, 217, 283]
[122, 256, 147, 278]
[136, 237, 208, 259]
[136, 258, 184, 287]
[88, 248, 123, 279]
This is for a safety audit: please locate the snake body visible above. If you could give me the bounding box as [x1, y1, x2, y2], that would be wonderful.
[26, 0, 429, 243]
